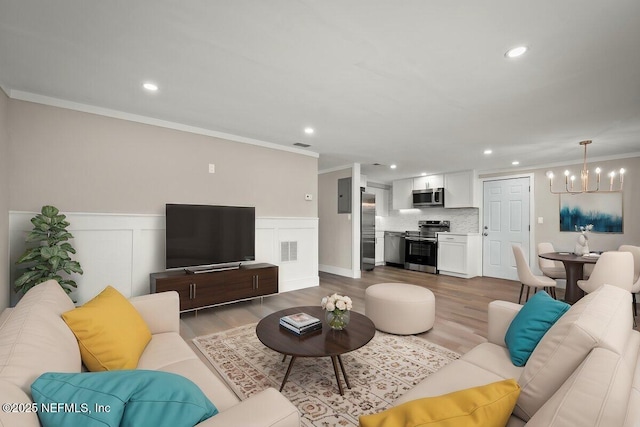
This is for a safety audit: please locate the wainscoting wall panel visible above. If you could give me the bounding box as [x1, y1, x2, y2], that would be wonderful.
[9, 212, 319, 305]
[256, 217, 319, 293]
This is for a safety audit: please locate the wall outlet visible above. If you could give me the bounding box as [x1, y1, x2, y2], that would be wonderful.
[538, 217, 544, 224]
[305, 194, 313, 201]
[208, 164, 215, 173]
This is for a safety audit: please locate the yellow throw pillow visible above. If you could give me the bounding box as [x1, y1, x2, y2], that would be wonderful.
[62, 286, 151, 372]
[359, 378, 520, 427]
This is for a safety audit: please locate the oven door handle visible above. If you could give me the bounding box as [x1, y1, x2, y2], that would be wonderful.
[406, 237, 436, 243]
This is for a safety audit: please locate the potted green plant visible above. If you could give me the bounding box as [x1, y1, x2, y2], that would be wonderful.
[15, 205, 83, 297]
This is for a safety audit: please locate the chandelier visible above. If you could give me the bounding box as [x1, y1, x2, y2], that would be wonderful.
[546, 140, 625, 194]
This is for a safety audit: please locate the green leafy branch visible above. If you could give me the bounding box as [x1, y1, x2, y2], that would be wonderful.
[15, 205, 83, 296]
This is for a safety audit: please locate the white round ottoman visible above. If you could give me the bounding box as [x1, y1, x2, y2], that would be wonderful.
[365, 283, 435, 335]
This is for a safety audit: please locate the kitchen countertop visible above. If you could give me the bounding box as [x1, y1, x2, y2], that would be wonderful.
[382, 231, 481, 235]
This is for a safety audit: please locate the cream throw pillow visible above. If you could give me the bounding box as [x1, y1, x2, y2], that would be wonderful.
[62, 286, 151, 371]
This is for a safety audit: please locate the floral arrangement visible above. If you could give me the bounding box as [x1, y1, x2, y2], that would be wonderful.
[321, 293, 352, 330]
[574, 224, 594, 255]
[321, 293, 353, 312]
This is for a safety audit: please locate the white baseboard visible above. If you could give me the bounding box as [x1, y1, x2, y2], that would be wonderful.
[282, 276, 320, 292]
[319, 264, 361, 279]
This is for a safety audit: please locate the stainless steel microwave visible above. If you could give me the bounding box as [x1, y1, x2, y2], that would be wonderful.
[412, 188, 445, 208]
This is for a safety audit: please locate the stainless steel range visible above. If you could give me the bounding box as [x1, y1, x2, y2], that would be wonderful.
[404, 220, 450, 273]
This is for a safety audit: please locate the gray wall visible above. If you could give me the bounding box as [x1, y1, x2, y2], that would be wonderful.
[4, 98, 319, 308]
[0, 89, 9, 310]
[7, 100, 318, 217]
[534, 156, 640, 251]
[481, 155, 640, 252]
[318, 168, 353, 271]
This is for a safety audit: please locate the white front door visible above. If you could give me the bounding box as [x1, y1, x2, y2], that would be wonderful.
[482, 177, 530, 280]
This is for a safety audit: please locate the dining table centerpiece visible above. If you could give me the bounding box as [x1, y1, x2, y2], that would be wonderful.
[321, 293, 353, 330]
[574, 224, 593, 255]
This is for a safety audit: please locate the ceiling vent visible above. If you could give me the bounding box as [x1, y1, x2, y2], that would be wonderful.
[293, 142, 311, 148]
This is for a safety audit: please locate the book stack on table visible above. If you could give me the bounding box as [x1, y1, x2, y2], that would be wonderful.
[279, 312, 322, 335]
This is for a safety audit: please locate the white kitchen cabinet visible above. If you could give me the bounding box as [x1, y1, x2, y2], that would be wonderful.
[375, 232, 385, 266]
[392, 179, 413, 210]
[444, 170, 477, 208]
[437, 233, 481, 278]
[375, 188, 389, 216]
[413, 174, 444, 190]
[366, 187, 390, 217]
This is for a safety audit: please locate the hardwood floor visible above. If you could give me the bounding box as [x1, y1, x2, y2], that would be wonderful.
[180, 266, 574, 354]
[181, 265, 640, 356]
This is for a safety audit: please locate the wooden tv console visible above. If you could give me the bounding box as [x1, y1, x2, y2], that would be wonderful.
[150, 263, 278, 313]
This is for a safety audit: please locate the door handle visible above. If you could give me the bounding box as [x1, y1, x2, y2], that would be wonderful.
[483, 232, 488, 236]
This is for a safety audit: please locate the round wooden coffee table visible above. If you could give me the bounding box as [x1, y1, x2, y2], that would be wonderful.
[256, 305, 375, 395]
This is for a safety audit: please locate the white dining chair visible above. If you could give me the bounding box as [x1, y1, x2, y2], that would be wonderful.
[583, 263, 594, 280]
[618, 245, 640, 317]
[513, 244, 557, 303]
[537, 242, 566, 280]
[576, 251, 634, 294]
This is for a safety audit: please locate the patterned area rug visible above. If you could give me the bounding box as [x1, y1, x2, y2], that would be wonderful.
[193, 323, 460, 427]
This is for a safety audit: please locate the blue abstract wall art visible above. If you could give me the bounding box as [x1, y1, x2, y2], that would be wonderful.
[559, 192, 623, 233]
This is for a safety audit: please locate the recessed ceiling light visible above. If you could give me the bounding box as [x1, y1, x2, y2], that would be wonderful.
[512, 161, 520, 165]
[142, 82, 158, 91]
[390, 164, 397, 169]
[505, 46, 528, 59]
[484, 149, 493, 155]
[304, 127, 314, 135]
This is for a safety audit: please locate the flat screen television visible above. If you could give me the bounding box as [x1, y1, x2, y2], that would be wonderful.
[165, 204, 255, 270]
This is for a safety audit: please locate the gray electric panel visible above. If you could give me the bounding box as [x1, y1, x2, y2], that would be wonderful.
[337, 177, 352, 213]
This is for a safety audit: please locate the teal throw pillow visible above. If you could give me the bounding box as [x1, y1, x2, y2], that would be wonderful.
[31, 370, 218, 427]
[505, 291, 570, 367]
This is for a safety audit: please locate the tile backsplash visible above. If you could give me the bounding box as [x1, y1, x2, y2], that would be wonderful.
[378, 207, 480, 233]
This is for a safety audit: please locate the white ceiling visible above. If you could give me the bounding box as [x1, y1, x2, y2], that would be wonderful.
[1, 0, 639, 183]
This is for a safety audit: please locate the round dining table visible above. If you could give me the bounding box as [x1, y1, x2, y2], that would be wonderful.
[538, 252, 599, 304]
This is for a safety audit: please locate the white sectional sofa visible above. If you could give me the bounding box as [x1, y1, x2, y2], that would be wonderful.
[4, 279, 638, 427]
[0, 281, 300, 427]
[394, 284, 639, 426]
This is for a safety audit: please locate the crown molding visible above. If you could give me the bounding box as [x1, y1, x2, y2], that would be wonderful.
[478, 151, 640, 176]
[318, 164, 354, 175]
[8, 90, 319, 159]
